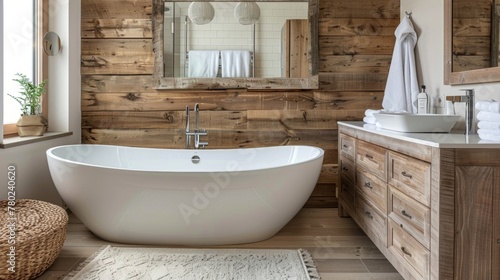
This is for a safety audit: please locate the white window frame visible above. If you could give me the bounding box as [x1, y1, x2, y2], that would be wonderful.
[2, 0, 48, 138]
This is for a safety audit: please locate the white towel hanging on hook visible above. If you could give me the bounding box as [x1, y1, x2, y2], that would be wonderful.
[382, 14, 419, 113]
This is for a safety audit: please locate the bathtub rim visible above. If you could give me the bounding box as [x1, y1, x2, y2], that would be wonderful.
[46, 144, 325, 174]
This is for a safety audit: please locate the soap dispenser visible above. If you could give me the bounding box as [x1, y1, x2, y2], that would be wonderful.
[417, 85, 429, 114]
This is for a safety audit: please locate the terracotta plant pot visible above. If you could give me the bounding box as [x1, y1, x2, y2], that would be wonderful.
[16, 115, 48, 137]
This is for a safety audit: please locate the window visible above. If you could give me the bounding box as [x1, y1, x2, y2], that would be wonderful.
[2, 0, 47, 137]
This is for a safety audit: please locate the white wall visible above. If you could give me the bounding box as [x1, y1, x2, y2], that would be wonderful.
[0, 0, 81, 206]
[0, 2, 3, 138]
[401, 0, 500, 127]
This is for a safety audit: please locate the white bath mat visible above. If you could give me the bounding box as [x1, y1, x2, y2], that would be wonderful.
[64, 245, 320, 280]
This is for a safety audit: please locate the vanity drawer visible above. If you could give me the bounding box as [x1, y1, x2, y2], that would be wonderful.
[388, 187, 431, 249]
[340, 134, 356, 162]
[340, 157, 356, 184]
[356, 196, 387, 246]
[356, 167, 387, 214]
[388, 219, 430, 279]
[388, 151, 431, 207]
[339, 176, 355, 210]
[356, 140, 387, 182]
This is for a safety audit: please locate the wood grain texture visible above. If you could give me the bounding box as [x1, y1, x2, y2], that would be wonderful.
[430, 148, 455, 280]
[452, 55, 491, 72]
[452, 0, 492, 19]
[355, 196, 387, 246]
[356, 167, 387, 214]
[338, 125, 433, 162]
[319, 55, 392, 74]
[283, 19, 310, 78]
[81, 39, 153, 74]
[340, 127, 500, 280]
[387, 219, 430, 279]
[82, 128, 335, 148]
[81, 0, 152, 19]
[388, 151, 431, 207]
[452, 0, 492, 74]
[339, 160, 356, 214]
[319, 0, 399, 19]
[454, 148, 500, 166]
[339, 134, 356, 161]
[82, 19, 152, 38]
[388, 186, 431, 250]
[319, 36, 395, 56]
[455, 166, 494, 280]
[318, 18, 399, 36]
[356, 140, 387, 182]
[494, 167, 500, 280]
[319, 73, 388, 91]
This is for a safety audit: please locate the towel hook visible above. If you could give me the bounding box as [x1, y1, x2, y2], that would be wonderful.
[405, 11, 412, 18]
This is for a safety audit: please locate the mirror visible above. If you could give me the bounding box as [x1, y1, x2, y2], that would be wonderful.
[445, 0, 500, 84]
[153, 0, 319, 89]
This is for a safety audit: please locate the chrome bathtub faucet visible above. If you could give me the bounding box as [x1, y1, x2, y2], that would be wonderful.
[185, 103, 208, 149]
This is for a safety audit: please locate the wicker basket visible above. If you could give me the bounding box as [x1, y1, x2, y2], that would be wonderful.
[0, 199, 68, 280]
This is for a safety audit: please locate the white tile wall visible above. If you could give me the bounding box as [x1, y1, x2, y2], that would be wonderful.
[171, 2, 307, 78]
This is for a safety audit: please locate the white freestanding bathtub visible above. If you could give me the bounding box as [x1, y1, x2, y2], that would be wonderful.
[46, 144, 324, 245]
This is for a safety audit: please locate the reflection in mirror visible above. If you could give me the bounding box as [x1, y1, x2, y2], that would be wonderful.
[153, 0, 319, 89]
[163, 2, 307, 79]
[452, 0, 500, 72]
[445, 0, 500, 84]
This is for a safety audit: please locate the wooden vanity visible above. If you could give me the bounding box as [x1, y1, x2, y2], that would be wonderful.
[337, 121, 500, 280]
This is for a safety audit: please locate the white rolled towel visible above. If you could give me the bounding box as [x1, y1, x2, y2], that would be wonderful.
[478, 131, 500, 142]
[363, 116, 377, 125]
[478, 128, 500, 136]
[478, 121, 500, 130]
[475, 100, 500, 113]
[365, 109, 382, 117]
[477, 111, 500, 122]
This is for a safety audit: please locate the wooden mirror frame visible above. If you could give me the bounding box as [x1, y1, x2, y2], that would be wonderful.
[152, 0, 319, 90]
[445, 0, 500, 85]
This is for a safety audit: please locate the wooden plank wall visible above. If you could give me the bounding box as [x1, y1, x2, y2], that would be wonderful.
[81, 0, 398, 207]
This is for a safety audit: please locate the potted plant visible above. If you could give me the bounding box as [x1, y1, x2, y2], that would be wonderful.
[8, 73, 48, 137]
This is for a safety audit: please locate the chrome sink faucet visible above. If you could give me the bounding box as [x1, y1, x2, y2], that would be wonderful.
[446, 89, 475, 135]
[185, 103, 208, 149]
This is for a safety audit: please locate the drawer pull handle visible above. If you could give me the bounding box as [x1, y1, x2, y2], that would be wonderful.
[365, 154, 373, 159]
[365, 211, 373, 219]
[342, 144, 349, 149]
[401, 246, 412, 257]
[342, 167, 349, 172]
[401, 171, 413, 179]
[364, 182, 373, 189]
[401, 210, 412, 219]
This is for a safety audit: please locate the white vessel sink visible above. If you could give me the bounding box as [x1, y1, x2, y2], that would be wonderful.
[372, 112, 460, 133]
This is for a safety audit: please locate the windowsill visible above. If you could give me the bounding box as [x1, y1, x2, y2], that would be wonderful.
[0, 131, 73, 149]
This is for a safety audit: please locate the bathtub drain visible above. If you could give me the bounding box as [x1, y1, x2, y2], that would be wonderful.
[191, 155, 201, 164]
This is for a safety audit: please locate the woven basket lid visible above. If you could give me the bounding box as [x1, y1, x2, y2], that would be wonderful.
[0, 199, 68, 243]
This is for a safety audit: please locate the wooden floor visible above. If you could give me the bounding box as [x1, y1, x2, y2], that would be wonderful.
[36, 208, 403, 280]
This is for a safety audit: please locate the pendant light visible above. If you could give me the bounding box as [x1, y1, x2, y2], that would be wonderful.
[188, 2, 215, 25]
[234, 2, 260, 25]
